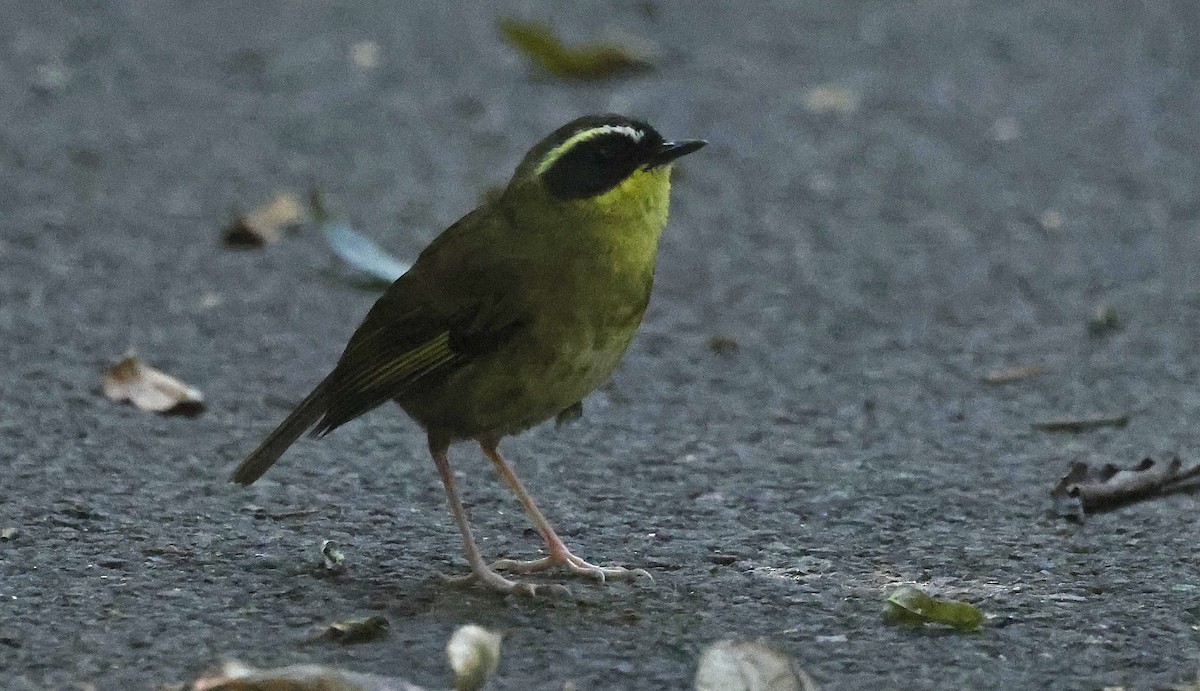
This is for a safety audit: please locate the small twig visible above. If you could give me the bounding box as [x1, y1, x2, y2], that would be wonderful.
[1033, 415, 1129, 433]
[982, 364, 1045, 385]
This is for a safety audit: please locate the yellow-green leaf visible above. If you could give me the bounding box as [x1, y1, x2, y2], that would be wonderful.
[498, 19, 652, 81]
[883, 586, 983, 630]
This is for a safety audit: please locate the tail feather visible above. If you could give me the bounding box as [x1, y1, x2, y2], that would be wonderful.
[229, 381, 330, 485]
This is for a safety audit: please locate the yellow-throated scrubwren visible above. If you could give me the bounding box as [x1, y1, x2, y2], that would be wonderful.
[230, 114, 705, 594]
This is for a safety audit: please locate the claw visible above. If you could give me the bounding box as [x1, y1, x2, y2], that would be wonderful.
[435, 565, 540, 596]
[490, 549, 652, 585]
[440, 549, 651, 593]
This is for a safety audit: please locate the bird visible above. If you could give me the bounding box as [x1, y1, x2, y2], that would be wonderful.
[229, 114, 706, 594]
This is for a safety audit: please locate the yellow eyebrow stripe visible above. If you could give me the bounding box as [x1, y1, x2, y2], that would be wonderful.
[535, 125, 644, 175]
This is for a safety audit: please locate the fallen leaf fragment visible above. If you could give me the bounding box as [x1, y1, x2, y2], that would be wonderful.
[321, 220, 409, 286]
[694, 639, 815, 691]
[190, 659, 424, 691]
[801, 84, 859, 114]
[1168, 670, 1200, 691]
[1087, 304, 1122, 338]
[321, 539, 345, 570]
[1032, 414, 1129, 433]
[102, 354, 204, 416]
[313, 190, 410, 289]
[882, 586, 982, 630]
[990, 116, 1020, 142]
[1051, 457, 1200, 518]
[447, 624, 502, 691]
[325, 615, 390, 644]
[498, 18, 652, 80]
[224, 192, 307, 247]
[1039, 209, 1065, 232]
[708, 335, 739, 354]
[350, 41, 380, 70]
[981, 364, 1045, 385]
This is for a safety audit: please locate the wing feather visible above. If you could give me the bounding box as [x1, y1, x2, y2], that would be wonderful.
[310, 207, 525, 435]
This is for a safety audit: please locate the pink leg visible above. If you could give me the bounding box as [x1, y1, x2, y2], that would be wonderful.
[479, 443, 651, 584]
[428, 440, 538, 595]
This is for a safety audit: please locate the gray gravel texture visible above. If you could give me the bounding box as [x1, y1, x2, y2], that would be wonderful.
[4, 1, 1200, 689]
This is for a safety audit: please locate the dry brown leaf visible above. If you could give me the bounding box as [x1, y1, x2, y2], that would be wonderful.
[1051, 457, 1200, 518]
[498, 19, 653, 80]
[325, 615, 390, 644]
[190, 659, 424, 691]
[102, 354, 204, 416]
[708, 335, 739, 354]
[224, 192, 307, 247]
[981, 364, 1045, 385]
[694, 640, 815, 691]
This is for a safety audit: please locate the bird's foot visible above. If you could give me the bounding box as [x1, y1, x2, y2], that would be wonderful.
[491, 548, 653, 584]
[436, 563, 567, 597]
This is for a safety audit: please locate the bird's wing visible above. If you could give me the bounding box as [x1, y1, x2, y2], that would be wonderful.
[310, 208, 524, 435]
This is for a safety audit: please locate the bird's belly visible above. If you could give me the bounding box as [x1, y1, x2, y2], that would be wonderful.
[399, 317, 636, 440]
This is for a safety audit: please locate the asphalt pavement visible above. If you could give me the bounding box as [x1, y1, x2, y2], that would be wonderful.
[4, 1, 1200, 689]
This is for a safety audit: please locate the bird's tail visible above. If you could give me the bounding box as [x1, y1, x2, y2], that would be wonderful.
[229, 380, 330, 485]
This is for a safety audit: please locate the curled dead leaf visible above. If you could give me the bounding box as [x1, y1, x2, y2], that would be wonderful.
[224, 192, 307, 247]
[694, 639, 814, 691]
[498, 18, 653, 80]
[1051, 457, 1200, 518]
[447, 624, 502, 691]
[102, 354, 204, 416]
[321, 539, 345, 570]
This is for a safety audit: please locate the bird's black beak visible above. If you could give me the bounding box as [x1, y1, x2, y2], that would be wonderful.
[648, 139, 707, 168]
